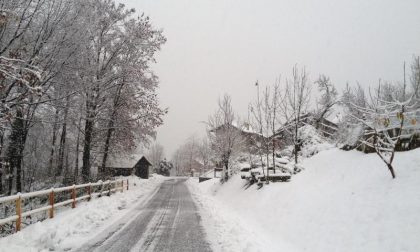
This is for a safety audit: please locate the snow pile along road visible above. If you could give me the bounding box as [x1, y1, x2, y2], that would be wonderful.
[187, 179, 298, 252]
[0, 175, 167, 252]
[191, 148, 420, 252]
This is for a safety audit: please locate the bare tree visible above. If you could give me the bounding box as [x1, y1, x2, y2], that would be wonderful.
[147, 142, 165, 172]
[314, 74, 338, 128]
[196, 137, 212, 175]
[184, 136, 198, 176]
[280, 65, 311, 164]
[248, 79, 283, 181]
[172, 135, 210, 176]
[171, 148, 183, 176]
[269, 80, 282, 174]
[249, 82, 266, 179]
[207, 95, 244, 182]
[350, 64, 419, 178]
[263, 87, 272, 178]
[410, 55, 420, 99]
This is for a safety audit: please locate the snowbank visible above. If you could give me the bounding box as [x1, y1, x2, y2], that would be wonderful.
[191, 148, 420, 252]
[187, 178, 298, 252]
[0, 175, 167, 252]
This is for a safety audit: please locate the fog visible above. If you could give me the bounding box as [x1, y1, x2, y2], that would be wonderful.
[120, 0, 420, 156]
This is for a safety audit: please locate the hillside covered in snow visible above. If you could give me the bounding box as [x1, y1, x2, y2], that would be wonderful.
[189, 148, 420, 252]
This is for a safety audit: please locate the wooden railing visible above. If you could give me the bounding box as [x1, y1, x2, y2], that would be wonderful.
[0, 179, 129, 233]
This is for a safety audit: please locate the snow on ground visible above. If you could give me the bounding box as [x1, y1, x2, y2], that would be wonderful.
[187, 178, 298, 252]
[190, 148, 420, 252]
[0, 175, 167, 252]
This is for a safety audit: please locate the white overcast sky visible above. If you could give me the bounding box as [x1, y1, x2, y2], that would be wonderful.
[120, 0, 420, 157]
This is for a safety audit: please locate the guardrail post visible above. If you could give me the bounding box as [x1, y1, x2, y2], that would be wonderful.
[71, 185, 76, 208]
[49, 189, 55, 219]
[126, 179, 129, 190]
[88, 182, 92, 201]
[15, 193, 22, 232]
[121, 180, 124, 193]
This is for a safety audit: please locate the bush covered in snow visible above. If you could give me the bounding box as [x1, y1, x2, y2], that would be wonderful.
[336, 122, 364, 150]
[155, 159, 173, 176]
[297, 125, 334, 158]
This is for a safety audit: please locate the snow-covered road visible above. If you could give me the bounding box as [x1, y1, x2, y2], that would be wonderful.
[78, 178, 211, 252]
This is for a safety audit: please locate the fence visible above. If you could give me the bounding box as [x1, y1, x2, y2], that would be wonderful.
[0, 179, 128, 233]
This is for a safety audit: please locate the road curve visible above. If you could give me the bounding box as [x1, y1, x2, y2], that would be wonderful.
[78, 178, 211, 252]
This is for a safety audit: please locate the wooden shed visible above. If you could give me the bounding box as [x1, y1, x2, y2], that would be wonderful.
[134, 156, 152, 179]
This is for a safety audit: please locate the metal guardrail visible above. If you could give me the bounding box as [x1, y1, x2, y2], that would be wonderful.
[0, 179, 129, 232]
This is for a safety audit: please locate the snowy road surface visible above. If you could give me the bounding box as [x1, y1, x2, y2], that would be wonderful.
[78, 178, 211, 252]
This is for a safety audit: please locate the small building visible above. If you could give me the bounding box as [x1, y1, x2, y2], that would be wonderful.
[134, 156, 152, 179]
[106, 155, 152, 179]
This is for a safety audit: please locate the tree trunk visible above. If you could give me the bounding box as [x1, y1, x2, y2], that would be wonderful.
[100, 82, 123, 179]
[0, 131, 4, 194]
[265, 139, 270, 179]
[6, 109, 25, 194]
[63, 145, 71, 185]
[65, 148, 69, 178]
[100, 122, 113, 179]
[272, 139, 276, 174]
[294, 113, 300, 164]
[82, 117, 94, 182]
[223, 160, 229, 182]
[74, 115, 82, 183]
[266, 151, 270, 184]
[56, 127, 66, 176]
[0, 169, 2, 195]
[387, 163, 396, 179]
[56, 97, 70, 177]
[82, 85, 99, 183]
[48, 109, 60, 176]
[7, 163, 13, 195]
[259, 152, 265, 178]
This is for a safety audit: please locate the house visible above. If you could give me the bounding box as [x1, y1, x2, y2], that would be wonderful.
[134, 156, 152, 179]
[210, 122, 267, 153]
[358, 113, 420, 153]
[240, 123, 268, 151]
[272, 113, 338, 149]
[177, 159, 207, 177]
[276, 113, 338, 138]
[106, 155, 152, 179]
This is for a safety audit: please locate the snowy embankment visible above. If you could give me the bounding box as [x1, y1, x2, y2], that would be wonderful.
[189, 148, 420, 252]
[0, 175, 167, 252]
[187, 180, 298, 252]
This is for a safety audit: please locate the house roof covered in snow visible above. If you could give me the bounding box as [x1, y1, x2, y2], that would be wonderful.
[211, 122, 264, 137]
[106, 153, 148, 168]
[275, 113, 337, 133]
[325, 103, 346, 124]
